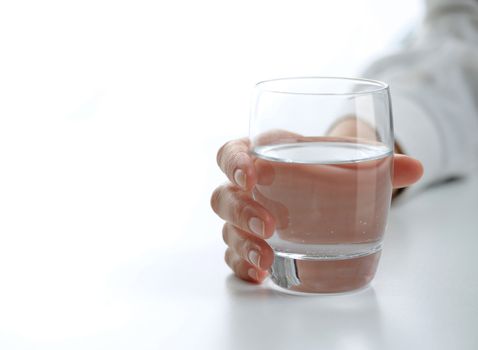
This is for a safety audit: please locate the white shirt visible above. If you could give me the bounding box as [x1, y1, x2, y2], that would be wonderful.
[363, 0, 478, 194]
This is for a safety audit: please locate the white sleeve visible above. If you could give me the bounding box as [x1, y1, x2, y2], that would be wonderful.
[362, 0, 478, 194]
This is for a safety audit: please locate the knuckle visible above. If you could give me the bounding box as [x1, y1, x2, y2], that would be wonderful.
[217, 140, 236, 168]
[222, 223, 230, 245]
[210, 186, 224, 213]
[229, 151, 249, 173]
[224, 152, 240, 180]
[217, 139, 250, 180]
[216, 142, 227, 168]
[224, 248, 233, 268]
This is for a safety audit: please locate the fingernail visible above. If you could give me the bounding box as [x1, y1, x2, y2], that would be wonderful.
[234, 169, 246, 189]
[248, 268, 258, 280]
[248, 217, 264, 237]
[248, 249, 261, 268]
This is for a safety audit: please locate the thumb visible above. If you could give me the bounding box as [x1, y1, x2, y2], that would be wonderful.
[392, 154, 424, 189]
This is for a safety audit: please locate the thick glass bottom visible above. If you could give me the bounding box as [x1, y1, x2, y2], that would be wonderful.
[269, 250, 381, 294]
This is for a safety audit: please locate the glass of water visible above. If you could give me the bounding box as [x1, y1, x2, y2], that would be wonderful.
[249, 77, 394, 293]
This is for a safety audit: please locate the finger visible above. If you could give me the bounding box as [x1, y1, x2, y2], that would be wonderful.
[210, 184, 275, 238]
[225, 248, 268, 283]
[392, 154, 424, 188]
[216, 138, 256, 191]
[222, 223, 274, 270]
[327, 116, 378, 140]
[253, 129, 303, 146]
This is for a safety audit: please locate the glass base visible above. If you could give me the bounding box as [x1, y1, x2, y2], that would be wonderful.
[269, 251, 381, 294]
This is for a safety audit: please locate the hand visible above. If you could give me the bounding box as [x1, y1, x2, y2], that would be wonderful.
[211, 136, 423, 283]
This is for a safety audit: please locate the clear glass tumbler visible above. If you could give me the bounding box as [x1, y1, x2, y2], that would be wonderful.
[249, 77, 394, 293]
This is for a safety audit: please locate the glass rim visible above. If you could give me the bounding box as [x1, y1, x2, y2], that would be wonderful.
[255, 76, 389, 96]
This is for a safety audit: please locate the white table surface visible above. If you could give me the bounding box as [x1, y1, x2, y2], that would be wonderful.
[0, 1, 473, 348]
[1, 171, 477, 350]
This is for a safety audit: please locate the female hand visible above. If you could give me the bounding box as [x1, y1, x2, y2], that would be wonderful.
[210, 137, 423, 283]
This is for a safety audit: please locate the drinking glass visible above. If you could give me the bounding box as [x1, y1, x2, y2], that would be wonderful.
[249, 77, 394, 293]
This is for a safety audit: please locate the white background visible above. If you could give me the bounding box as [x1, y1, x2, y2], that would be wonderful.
[0, 0, 428, 347]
